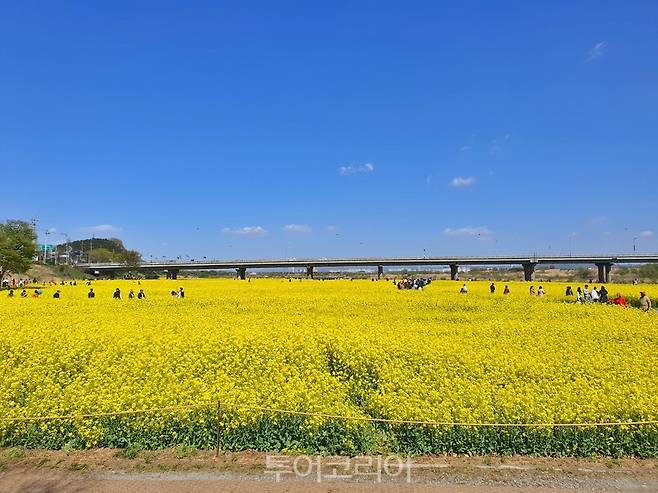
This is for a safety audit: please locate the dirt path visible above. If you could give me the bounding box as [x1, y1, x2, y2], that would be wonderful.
[1, 448, 657, 492]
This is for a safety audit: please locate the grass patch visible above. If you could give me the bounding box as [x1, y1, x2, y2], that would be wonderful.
[172, 444, 197, 459]
[142, 451, 158, 464]
[35, 457, 50, 467]
[114, 444, 143, 460]
[68, 462, 87, 471]
[4, 447, 26, 460]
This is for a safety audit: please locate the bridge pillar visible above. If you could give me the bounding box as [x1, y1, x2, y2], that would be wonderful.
[236, 267, 246, 280]
[522, 262, 536, 282]
[449, 264, 459, 280]
[169, 269, 178, 280]
[377, 265, 384, 279]
[306, 266, 314, 278]
[596, 263, 612, 283]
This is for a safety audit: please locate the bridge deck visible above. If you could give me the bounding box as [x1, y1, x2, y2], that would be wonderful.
[77, 254, 658, 272]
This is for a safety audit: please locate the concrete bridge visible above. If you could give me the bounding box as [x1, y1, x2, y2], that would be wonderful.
[76, 254, 658, 283]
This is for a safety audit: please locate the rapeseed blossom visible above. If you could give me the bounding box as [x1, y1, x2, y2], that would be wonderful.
[0, 279, 656, 456]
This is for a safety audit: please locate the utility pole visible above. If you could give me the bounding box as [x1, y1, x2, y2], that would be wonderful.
[30, 218, 47, 264]
[62, 233, 71, 265]
[45, 230, 51, 264]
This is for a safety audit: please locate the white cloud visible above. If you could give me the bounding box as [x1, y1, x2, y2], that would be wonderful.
[282, 224, 312, 233]
[449, 176, 476, 188]
[81, 224, 122, 234]
[222, 226, 268, 236]
[326, 225, 339, 233]
[338, 162, 374, 176]
[443, 226, 493, 240]
[588, 41, 607, 61]
[640, 230, 654, 238]
[460, 145, 471, 152]
[46, 227, 57, 234]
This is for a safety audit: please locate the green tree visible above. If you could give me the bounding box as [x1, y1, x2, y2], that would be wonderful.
[638, 264, 658, 281]
[118, 249, 142, 266]
[574, 268, 592, 281]
[88, 248, 115, 263]
[0, 220, 38, 282]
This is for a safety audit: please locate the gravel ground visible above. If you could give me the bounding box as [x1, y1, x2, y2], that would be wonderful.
[1, 448, 656, 492]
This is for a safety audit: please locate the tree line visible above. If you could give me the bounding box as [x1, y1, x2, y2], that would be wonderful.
[0, 219, 142, 283]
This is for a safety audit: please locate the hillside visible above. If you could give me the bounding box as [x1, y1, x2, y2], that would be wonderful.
[3, 264, 90, 283]
[54, 237, 128, 254]
[54, 237, 141, 265]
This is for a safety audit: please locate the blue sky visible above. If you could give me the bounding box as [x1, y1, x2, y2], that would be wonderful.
[2, 1, 657, 260]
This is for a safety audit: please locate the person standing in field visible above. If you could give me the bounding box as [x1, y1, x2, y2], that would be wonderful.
[113, 288, 122, 300]
[503, 285, 510, 295]
[490, 283, 496, 294]
[137, 289, 146, 299]
[128, 289, 135, 299]
[537, 286, 545, 297]
[459, 283, 468, 294]
[529, 285, 536, 295]
[88, 288, 95, 298]
[639, 291, 652, 312]
[53, 290, 61, 299]
[178, 287, 185, 298]
[590, 287, 600, 302]
[599, 285, 608, 303]
[584, 284, 591, 302]
[565, 286, 573, 296]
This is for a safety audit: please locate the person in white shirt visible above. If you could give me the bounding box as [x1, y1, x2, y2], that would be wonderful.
[590, 287, 600, 302]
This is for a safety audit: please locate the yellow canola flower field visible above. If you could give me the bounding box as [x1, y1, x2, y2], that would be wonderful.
[0, 278, 656, 456]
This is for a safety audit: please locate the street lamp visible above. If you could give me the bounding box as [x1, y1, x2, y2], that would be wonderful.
[633, 237, 638, 253]
[568, 233, 576, 257]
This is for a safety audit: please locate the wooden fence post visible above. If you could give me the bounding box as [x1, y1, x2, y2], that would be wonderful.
[215, 400, 222, 457]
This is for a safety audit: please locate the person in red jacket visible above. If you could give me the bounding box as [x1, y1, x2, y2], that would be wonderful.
[609, 293, 628, 307]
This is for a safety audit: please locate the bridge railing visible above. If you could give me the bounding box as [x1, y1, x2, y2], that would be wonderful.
[75, 253, 658, 269]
